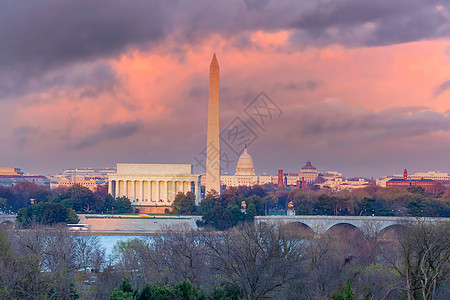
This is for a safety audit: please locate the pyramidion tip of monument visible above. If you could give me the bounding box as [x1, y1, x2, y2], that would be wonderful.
[210, 53, 219, 68]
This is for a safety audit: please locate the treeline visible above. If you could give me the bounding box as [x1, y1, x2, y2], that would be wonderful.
[0, 182, 132, 228]
[0, 221, 448, 299]
[288, 185, 450, 218]
[172, 186, 271, 230]
[172, 185, 450, 230]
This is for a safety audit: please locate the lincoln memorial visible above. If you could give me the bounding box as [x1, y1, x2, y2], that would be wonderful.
[108, 164, 201, 214]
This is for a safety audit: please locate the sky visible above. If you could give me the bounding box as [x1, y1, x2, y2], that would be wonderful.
[0, 0, 450, 178]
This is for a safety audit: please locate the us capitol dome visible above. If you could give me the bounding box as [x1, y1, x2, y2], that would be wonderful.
[235, 146, 256, 176]
[220, 146, 273, 187]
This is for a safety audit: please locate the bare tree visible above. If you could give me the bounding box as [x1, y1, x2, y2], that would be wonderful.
[386, 221, 450, 300]
[154, 226, 212, 287]
[203, 223, 306, 300]
[114, 226, 213, 289]
[5, 225, 106, 299]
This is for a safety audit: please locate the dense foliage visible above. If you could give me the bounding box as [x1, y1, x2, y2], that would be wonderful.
[168, 185, 450, 230]
[0, 182, 132, 227]
[17, 202, 78, 228]
[2, 181, 449, 229]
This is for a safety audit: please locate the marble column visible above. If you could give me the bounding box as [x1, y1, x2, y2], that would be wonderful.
[156, 181, 160, 202]
[108, 181, 113, 196]
[174, 181, 178, 199]
[132, 180, 137, 202]
[148, 180, 154, 202]
[164, 181, 169, 202]
[124, 180, 128, 198]
[177, 181, 183, 195]
[115, 181, 119, 200]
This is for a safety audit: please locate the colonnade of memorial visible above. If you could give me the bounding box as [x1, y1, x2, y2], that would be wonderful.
[108, 178, 200, 204]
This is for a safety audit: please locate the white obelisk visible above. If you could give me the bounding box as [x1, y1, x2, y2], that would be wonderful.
[206, 54, 220, 194]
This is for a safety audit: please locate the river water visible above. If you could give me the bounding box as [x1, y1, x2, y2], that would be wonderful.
[96, 235, 144, 256]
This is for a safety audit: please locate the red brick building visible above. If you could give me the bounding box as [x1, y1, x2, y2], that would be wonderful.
[386, 169, 440, 190]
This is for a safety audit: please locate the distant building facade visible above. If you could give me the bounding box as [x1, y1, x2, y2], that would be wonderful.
[57, 176, 103, 191]
[320, 178, 369, 191]
[0, 168, 23, 176]
[217, 153, 330, 190]
[62, 168, 116, 180]
[49, 167, 114, 190]
[386, 169, 440, 190]
[108, 164, 201, 214]
[376, 176, 393, 187]
[299, 161, 319, 183]
[0, 168, 50, 187]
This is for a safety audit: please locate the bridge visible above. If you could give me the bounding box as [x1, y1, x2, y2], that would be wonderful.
[0, 214, 16, 227]
[255, 215, 449, 236]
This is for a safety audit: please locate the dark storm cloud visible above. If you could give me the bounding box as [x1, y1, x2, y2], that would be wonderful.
[0, 0, 169, 96]
[0, 0, 449, 98]
[68, 121, 139, 150]
[0, 0, 169, 69]
[434, 80, 450, 97]
[275, 80, 322, 91]
[0, 61, 123, 100]
[1, 0, 443, 96]
[289, 0, 450, 47]
[2, 0, 448, 71]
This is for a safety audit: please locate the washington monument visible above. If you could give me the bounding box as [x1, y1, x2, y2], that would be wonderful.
[206, 54, 220, 194]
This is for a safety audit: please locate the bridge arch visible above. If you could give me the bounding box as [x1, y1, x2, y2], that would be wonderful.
[325, 222, 364, 238]
[324, 221, 360, 232]
[379, 224, 408, 241]
[254, 216, 448, 237]
[0, 220, 14, 229]
[282, 222, 314, 238]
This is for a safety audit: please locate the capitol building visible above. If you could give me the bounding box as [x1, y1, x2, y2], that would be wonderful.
[220, 146, 273, 187]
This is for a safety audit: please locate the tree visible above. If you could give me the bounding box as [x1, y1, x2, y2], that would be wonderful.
[136, 280, 200, 300]
[245, 202, 257, 222]
[313, 194, 333, 215]
[103, 194, 115, 211]
[203, 223, 305, 299]
[172, 192, 197, 215]
[386, 221, 450, 300]
[67, 184, 96, 212]
[17, 202, 76, 228]
[331, 277, 355, 300]
[329, 195, 352, 216]
[0, 225, 105, 299]
[262, 195, 278, 213]
[30, 189, 53, 204]
[199, 192, 238, 230]
[0, 228, 46, 299]
[11, 181, 43, 209]
[114, 197, 132, 213]
[111, 278, 136, 300]
[0, 197, 6, 212]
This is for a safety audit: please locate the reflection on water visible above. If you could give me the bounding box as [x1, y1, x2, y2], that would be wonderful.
[95, 235, 143, 256]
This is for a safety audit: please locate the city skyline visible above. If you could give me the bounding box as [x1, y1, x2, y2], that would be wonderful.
[0, 1, 450, 178]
